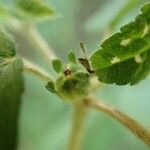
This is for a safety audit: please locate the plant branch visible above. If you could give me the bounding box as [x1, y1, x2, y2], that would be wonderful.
[68, 102, 87, 150]
[22, 23, 57, 62]
[23, 58, 53, 83]
[84, 97, 150, 146]
[8, 19, 57, 62]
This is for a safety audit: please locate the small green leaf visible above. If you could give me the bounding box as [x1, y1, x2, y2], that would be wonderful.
[0, 28, 16, 57]
[52, 59, 62, 73]
[74, 72, 89, 81]
[68, 51, 76, 64]
[14, 0, 55, 19]
[90, 3, 150, 85]
[46, 81, 57, 93]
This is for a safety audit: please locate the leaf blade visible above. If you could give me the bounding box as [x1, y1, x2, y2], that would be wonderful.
[52, 59, 62, 73]
[0, 28, 24, 150]
[90, 3, 150, 85]
[68, 51, 76, 64]
[0, 58, 24, 150]
[0, 28, 16, 57]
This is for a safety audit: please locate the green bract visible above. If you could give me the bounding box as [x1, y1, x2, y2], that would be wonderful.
[52, 59, 62, 73]
[47, 51, 93, 100]
[90, 3, 150, 85]
[68, 51, 76, 64]
[46, 81, 57, 93]
[0, 28, 24, 150]
[47, 62, 91, 101]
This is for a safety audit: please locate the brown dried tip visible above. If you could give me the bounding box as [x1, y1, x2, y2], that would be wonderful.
[79, 42, 88, 58]
[78, 58, 95, 74]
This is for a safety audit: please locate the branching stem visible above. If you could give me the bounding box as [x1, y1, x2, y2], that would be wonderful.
[84, 98, 150, 147]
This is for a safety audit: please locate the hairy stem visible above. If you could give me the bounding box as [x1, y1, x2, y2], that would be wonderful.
[9, 19, 57, 62]
[23, 23, 57, 62]
[69, 102, 87, 150]
[84, 98, 150, 146]
[23, 58, 53, 82]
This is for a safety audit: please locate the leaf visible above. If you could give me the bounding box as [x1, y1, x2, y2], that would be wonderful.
[0, 28, 16, 58]
[46, 81, 57, 93]
[0, 28, 24, 150]
[90, 3, 150, 85]
[68, 51, 76, 64]
[52, 59, 62, 73]
[14, 0, 55, 19]
[0, 58, 24, 150]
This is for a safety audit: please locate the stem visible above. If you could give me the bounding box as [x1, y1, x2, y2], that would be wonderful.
[8, 19, 57, 62]
[22, 23, 57, 62]
[69, 102, 87, 150]
[23, 58, 53, 83]
[84, 98, 150, 147]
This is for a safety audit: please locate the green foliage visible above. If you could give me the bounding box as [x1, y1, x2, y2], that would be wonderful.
[14, 0, 55, 19]
[0, 28, 16, 57]
[52, 59, 62, 73]
[0, 28, 24, 150]
[0, 58, 24, 150]
[47, 62, 90, 100]
[0, 2, 150, 150]
[68, 51, 76, 64]
[46, 81, 57, 93]
[90, 3, 150, 85]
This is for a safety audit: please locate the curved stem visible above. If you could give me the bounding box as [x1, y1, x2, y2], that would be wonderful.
[8, 19, 57, 62]
[22, 23, 57, 62]
[68, 102, 87, 150]
[23, 58, 53, 83]
[84, 98, 150, 147]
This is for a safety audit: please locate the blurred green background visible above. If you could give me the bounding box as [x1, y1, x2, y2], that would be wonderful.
[1, 0, 150, 149]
